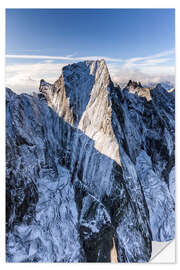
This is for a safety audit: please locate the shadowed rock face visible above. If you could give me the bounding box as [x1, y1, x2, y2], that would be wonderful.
[111, 84, 175, 243]
[6, 60, 175, 262]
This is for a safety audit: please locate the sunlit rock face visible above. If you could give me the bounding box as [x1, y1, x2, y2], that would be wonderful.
[40, 60, 121, 165]
[6, 60, 175, 263]
[126, 80, 151, 101]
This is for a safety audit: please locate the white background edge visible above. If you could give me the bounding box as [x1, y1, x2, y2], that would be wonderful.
[0, 1, 179, 269]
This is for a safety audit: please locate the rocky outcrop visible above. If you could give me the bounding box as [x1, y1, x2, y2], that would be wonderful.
[6, 60, 175, 263]
[126, 80, 151, 101]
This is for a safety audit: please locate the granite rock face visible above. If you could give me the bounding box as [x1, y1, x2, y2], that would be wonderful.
[6, 60, 175, 262]
[111, 82, 175, 242]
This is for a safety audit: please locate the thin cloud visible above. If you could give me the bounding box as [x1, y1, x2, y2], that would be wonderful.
[7, 49, 43, 52]
[123, 49, 174, 68]
[6, 49, 174, 66]
[6, 54, 76, 61]
[125, 49, 174, 64]
[6, 54, 123, 63]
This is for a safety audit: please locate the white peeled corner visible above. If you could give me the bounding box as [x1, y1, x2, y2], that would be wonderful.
[150, 240, 175, 263]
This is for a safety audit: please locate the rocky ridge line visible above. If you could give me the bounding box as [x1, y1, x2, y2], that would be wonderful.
[6, 59, 175, 262]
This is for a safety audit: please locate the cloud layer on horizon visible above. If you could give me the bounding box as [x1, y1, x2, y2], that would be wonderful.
[5, 50, 175, 94]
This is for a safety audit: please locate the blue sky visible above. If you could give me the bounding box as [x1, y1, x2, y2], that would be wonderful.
[6, 9, 175, 93]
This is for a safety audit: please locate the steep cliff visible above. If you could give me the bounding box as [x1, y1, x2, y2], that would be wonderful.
[39, 60, 121, 164]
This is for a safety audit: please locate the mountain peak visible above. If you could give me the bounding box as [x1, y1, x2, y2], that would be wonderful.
[126, 80, 143, 88]
[62, 59, 108, 79]
[39, 79, 55, 101]
[39, 59, 112, 126]
[125, 80, 151, 101]
[156, 83, 162, 89]
[153, 83, 167, 93]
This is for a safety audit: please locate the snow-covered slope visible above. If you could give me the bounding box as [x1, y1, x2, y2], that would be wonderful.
[6, 60, 175, 263]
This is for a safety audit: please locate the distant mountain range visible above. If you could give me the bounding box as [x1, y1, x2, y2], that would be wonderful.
[6, 60, 175, 262]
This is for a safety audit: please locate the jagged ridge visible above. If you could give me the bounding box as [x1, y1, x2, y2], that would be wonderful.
[6, 60, 175, 262]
